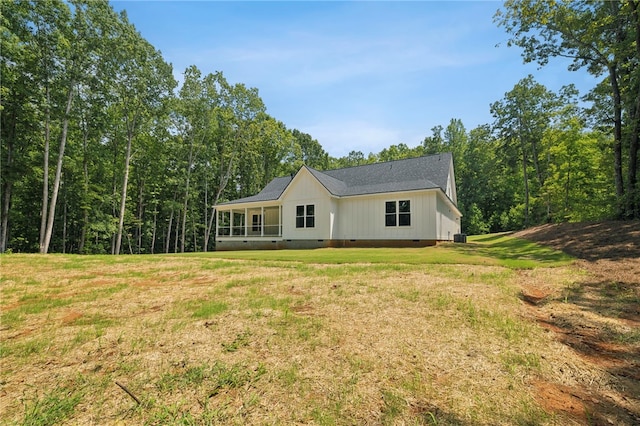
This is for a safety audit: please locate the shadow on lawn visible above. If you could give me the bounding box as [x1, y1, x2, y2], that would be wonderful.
[515, 220, 640, 262]
[534, 277, 640, 425]
[455, 236, 573, 267]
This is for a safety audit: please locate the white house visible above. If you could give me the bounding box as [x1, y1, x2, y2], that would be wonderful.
[214, 153, 461, 250]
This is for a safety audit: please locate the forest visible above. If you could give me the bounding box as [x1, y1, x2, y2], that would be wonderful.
[1, 0, 639, 254]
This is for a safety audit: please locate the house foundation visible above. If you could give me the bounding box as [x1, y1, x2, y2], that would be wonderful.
[215, 239, 438, 251]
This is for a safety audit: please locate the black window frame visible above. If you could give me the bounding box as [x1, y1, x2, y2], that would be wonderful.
[385, 201, 397, 227]
[385, 200, 411, 227]
[296, 204, 315, 228]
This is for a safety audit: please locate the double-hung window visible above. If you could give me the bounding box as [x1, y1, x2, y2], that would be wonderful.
[296, 204, 315, 228]
[385, 200, 411, 227]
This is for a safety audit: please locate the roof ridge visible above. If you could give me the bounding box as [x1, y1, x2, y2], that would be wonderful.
[319, 152, 451, 173]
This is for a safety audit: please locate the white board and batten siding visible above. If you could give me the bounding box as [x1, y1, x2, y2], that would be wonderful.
[281, 168, 333, 240]
[335, 191, 438, 240]
[216, 154, 462, 248]
[280, 167, 461, 242]
[436, 191, 461, 240]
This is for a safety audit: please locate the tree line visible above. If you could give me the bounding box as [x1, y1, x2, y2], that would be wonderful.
[1, 0, 638, 254]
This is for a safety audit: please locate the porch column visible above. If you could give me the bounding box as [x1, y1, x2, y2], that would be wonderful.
[244, 208, 248, 237]
[261, 206, 264, 237]
[215, 209, 219, 238]
[279, 205, 282, 236]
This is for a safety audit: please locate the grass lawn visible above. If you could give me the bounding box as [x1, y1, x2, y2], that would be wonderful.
[0, 235, 583, 425]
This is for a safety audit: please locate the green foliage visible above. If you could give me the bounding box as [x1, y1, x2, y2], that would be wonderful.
[2, 0, 635, 255]
[495, 0, 640, 219]
[465, 203, 490, 235]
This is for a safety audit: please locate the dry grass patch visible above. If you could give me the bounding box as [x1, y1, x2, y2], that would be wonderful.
[0, 249, 620, 425]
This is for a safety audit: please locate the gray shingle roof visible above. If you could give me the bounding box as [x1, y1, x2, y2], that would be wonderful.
[217, 153, 453, 206]
[218, 176, 293, 205]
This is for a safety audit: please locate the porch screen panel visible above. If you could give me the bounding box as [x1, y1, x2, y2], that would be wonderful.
[232, 212, 245, 236]
[264, 207, 281, 236]
[218, 211, 231, 236]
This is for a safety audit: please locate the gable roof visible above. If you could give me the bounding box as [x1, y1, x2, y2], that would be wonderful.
[217, 153, 454, 206]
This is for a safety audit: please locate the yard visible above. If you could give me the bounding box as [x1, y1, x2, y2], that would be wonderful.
[1, 227, 638, 425]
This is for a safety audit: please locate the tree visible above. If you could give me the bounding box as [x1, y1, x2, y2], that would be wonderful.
[377, 143, 418, 162]
[421, 125, 444, 155]
[291, 129, 329, 170]
[108, 12, 175, 254]
[0, 0, 38, 252]
[496, 0, 640, 218]
[202, 73, 267, 251]
[542, 116, 614, 221]
[490, 76, 562, 226]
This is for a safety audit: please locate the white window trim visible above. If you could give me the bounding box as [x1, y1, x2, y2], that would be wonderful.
[385, 199, 411, 227]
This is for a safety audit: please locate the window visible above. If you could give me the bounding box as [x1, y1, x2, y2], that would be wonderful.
[296, 205, 304, 228]
[296, 204, 315, 228]
[399, 200, 411, 226]
[385, 201, 397, 227]
[385, 200, 411, 227]
[306, 205, 315, 228]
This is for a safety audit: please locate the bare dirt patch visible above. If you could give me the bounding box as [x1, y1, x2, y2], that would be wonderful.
[516, 221, 640, 425]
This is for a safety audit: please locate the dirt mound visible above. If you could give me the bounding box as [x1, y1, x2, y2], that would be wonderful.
[515, 220, 640, 285]
[514, 220, 640, 261]
[515, 221, 640, 425]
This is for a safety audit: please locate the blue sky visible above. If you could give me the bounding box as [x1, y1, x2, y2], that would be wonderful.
[110, 1, 599, 157]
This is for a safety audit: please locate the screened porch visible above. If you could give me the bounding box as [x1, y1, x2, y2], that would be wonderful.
[216, 206, 282, 238]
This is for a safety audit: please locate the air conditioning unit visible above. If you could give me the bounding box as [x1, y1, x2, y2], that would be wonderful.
[453, 233, 467, 243]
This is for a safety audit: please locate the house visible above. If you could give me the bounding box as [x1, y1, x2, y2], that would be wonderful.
[214, 152, 461, 250]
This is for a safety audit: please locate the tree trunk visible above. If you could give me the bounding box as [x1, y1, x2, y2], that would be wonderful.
[79, 115, 90, 254]
[151, 208, 157, 254]
[42, 83, 74, 253]
[628, 94, 640, 218]
[0, 180, 12, 253]
[137, 179, 144, 253]
[165, 207, 174, 254]
[39, 85, 51, 252]
[192, 213, 197, 252]
[522, 145, 530, 227]
[111, 131, 119, 254]
[165, 192, 176, 253]
[173, 208, 179, 253]
[180, 140, 194, 253]
[0, 102, 16, 253]
[564, 156, 572, 214]
[62, 190, 67, 254]
[606, 64, 625, 218]
[626, 0, 640, 218]
[204, 151, 237, 250]
[203, 173, 208, 251]
[115, 129, 133, 255]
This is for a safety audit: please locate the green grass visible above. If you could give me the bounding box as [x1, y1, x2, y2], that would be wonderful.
[466, 233, 573, 268]
[188, 300, 229, 319]
[21, 384, 84, 426]
[202, 234, 573, 269]
[0, 234, 587, 425]
[221, 330, 252, 352]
